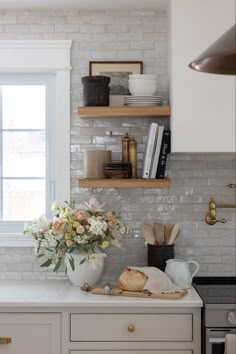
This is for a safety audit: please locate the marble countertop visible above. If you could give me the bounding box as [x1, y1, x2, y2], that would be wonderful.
[0, 280, 203, 308]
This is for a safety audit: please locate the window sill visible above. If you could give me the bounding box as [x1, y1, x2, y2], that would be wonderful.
[0, 233, 35, 247]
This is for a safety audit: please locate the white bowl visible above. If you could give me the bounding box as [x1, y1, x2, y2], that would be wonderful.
[129, 74, 158, 80]
[128, 80, 158, 96]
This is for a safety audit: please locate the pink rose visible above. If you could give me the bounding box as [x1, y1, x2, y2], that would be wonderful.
[106, 211, 113, 219]
[76, 225, 85, 234]
[52, 218, 64, 232]
[66, 240, 74, 247]
[106, 212, 116, 224]
[73, 211, 86, 221]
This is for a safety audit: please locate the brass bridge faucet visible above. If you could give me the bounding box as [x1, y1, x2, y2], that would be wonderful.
[206, 198, 236, 225]
[205, 198, 227, 225]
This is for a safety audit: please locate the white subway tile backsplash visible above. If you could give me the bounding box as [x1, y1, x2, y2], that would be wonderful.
[91, 15, 115, 25]
[0, 15, 16, 24]
[0, 8, 235, 281]
[105, 24, 129, 33]
[55, 24, 79, 32]
[40, 16, 66, 24]
[16, 15, 41, 24]
[80, 24, 105, 33]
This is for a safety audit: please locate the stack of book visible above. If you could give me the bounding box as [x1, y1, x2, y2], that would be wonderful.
[142, 123, 171, 179]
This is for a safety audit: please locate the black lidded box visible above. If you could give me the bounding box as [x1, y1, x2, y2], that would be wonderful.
[82, 75, 110, 106]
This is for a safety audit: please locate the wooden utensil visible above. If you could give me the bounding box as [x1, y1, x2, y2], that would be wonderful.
[141, 223, 156, 245]
[154, 222, 165, 245]
[164, 224, 175, 244]
[168, 223, 180, 245]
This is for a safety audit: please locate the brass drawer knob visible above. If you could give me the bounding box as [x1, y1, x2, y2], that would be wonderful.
[128, 324, 135, 333]
[0, 337, 12, 344]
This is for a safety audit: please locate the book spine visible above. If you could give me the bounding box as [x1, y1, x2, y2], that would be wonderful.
[156, 130, 171, 179]
[150, 125, 164, 178]
[142, 123, 158, 178]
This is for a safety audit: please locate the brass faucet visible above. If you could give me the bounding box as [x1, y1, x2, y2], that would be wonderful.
[205, 197, 236, 225]
[205, 198, 227, 225]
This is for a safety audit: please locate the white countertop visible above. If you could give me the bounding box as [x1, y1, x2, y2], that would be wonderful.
[0, 280, 203, 308]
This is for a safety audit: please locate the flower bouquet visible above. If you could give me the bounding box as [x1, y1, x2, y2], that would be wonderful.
[23, 198, 126, 273]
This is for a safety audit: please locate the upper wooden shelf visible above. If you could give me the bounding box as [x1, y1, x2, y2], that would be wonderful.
[78, 178, 171, 189]
[78, 105, 170, 118]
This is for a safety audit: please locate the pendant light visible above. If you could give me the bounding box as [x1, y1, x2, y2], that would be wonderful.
[189, 24, 236, 75]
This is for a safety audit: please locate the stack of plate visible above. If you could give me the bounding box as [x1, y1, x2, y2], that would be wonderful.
[124, 95, 163, 106]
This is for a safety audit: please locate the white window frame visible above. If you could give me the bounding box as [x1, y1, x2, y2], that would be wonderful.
[0, 40, 72, 247]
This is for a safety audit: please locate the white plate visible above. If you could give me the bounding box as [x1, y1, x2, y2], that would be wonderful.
[124, 95, 162, 99]
[125, 98, 162, 102]
[125, 100, 163, 104]
[126, 103, 162, 106]
[125, 100, 163, 103]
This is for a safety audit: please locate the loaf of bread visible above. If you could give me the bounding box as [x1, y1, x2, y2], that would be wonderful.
[118, 268, 148, 292]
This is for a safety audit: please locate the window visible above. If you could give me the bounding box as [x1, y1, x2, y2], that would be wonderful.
[0, 40, 71, 246]
[0, 74, 55, 226]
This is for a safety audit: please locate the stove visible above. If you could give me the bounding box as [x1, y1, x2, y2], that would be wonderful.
[194, 277, 236, 354]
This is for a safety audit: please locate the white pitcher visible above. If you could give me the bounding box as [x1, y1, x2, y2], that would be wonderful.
[165, 259, 199, 289]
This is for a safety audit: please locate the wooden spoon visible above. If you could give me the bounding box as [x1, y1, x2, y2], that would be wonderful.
[154, 222, 165, 245]
[168, 223, 180, 245]
[141, 223, 156, 245]
[164, 224, 175, 244]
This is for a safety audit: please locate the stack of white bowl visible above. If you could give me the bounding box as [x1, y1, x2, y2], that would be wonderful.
[128, 74, 158, 96]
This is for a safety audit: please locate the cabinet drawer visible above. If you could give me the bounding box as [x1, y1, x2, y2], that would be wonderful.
[70, 351, 193, 354]
[70, 313, 192, 342]
[0, 313, 60, 354]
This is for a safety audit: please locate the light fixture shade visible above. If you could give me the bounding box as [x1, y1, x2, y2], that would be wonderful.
[189, 24, 236, 75]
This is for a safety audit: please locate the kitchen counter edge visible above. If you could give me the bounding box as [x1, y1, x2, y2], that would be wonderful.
[0, 280, 203, 308]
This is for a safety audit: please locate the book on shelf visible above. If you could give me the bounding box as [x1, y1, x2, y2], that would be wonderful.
[150, 124, 165, 178]
[156, 130, 171, 179]
[142, 123, 158, 178]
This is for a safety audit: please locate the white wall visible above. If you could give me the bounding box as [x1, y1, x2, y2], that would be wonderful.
[169, 0, 235, 152]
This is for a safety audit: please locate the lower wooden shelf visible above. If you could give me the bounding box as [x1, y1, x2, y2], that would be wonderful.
[78, 178, 171, 188]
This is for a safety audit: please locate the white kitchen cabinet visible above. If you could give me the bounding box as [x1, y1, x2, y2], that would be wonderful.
[69, 308, 200, 354]
[169, 0, 235, 152]
[70, 313, 192, 342]
[0, 281, 202, 354]
[0, 313, 61, 354]
[70, 352, 193, 354]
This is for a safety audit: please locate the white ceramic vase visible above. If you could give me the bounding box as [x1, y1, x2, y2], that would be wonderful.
[65, 251, 105, 287]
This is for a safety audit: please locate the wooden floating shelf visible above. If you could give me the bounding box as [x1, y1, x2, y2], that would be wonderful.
[78, 105, 170, 118]
[78, 178, 171, 189]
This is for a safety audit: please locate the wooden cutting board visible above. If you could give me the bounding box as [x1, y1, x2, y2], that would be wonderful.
[81, 285, 187, 300]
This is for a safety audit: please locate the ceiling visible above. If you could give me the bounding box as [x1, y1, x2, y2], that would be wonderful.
[0, 0, 168, 10]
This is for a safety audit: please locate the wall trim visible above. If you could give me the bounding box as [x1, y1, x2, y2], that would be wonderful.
[0, 40, 72, 247]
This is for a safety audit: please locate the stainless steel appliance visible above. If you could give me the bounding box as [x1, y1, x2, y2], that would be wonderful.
[194, 277, 236, 354]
